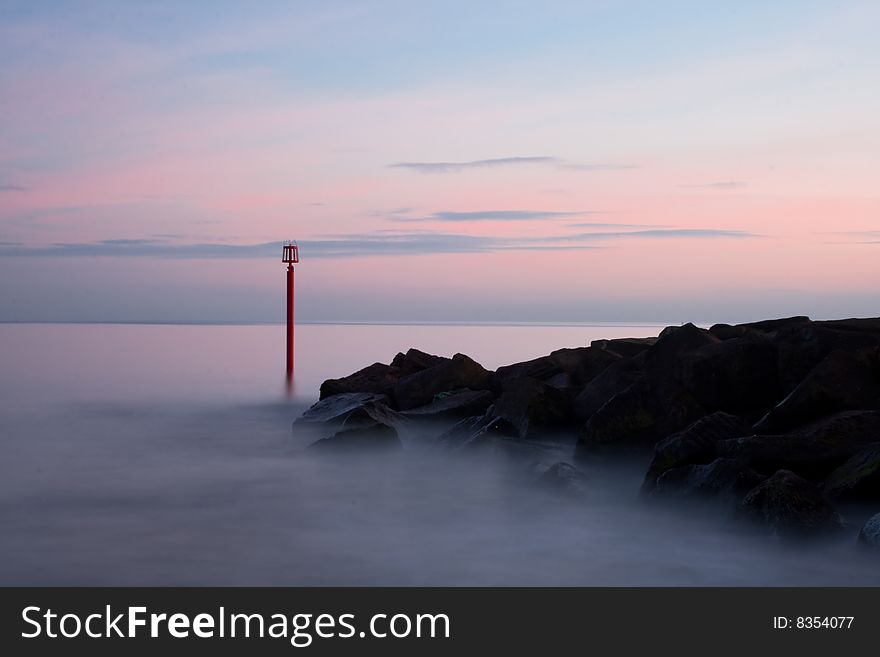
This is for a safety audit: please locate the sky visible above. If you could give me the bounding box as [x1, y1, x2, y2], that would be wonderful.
[1, 0, 878, 324]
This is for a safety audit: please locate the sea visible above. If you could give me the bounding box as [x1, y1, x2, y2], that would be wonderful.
[1, 322, 878, 585]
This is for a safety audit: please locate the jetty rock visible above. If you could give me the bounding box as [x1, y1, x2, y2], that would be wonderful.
[297, 315, 880, 540]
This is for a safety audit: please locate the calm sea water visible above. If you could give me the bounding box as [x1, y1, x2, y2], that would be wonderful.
[1, 322, 878, 585]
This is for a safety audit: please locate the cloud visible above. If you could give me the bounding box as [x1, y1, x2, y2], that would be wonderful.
[567, 222, 671, 229]
[559, 228, 758, 241]
[388, 156, 635, 174]
[0, 184, 27, 192]
[679, 181, 746, 190]
[392, 210, 595, 222]
[0, 228, 758, 260]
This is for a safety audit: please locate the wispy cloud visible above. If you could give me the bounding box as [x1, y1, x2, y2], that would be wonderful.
[679, 180, 746, 190]
[388, 156, 635, 174]
[0, 183, 27, 192]
[390, 210, 596, 222]
[0, 227, 759, 260]
[559, 228, 757, 241]
[567, 222, 670, 229]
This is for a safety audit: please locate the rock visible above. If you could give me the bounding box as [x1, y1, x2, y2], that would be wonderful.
[652, 458, 766, 502]
[578, 378, 705, 452]
[740, 316, 812, 333]
[493, 355, 562, 391]
[401, 388, 495, 420]
[492, 377, 573, 440]
[393, 353, 493, 410]
[550, 346, 620, 385]
[755, 348, 880, 433]
[642, 412, 752, 493]
[772, 324, 880, 395]
[644, 323, 720, 382]
[390, 348, 448, 376]
[679, 336, 781, 413]
[590, 337, 657, 359]
[437, 410, 519, 449]
[823, 443, 880, 501]
[857, 513, 880, 550]
[320, 362, 401, 400]
[718, 410, 880, 479]
[535, 462, 589, 495]
[739, 470, 843, 536]
[308, 423, 402, 452]
[573, 357, 645, 420]
[296, 392, 400, 429]
[708, 316, 810, 341]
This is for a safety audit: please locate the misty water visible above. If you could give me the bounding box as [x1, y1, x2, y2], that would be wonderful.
[1, 323, 878, 586]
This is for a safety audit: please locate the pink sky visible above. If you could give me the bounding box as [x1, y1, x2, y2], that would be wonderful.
[1, 1, 878, 322]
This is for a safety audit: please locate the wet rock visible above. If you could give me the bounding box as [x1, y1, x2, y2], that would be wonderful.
[718, 410, 880, 479]
[401, 388, 495, 420]
[308, 423, 401, 452]
[642, 412, 752, 492]
[296, 392, 400, 428]
[550, 346, 620, 385]
[493, 355, 561, 392]
[573, 357, 645, 420]
[393, 353, 493, 410]
[578, 378, 705, 452]
[755, 348, 880, 433]
[739, 470, 843, 536]
[679, 336, 781, 413]
[857, 513, 880, 550]
[390, 348, 449, 376]
[652, 458, 766, 502]
[644, 323, 720, 382]
[535, 462, 589, 496]
[823, 443, 880, 501]
[590, 337, 657, 359]
[772, 324, 880, 395]
[492, 377, 573, 440]
[320, 363, 401, 400]
[437, 410, 518, 449]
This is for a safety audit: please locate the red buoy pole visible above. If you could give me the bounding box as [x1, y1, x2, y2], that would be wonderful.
[286, 262, 294, 376]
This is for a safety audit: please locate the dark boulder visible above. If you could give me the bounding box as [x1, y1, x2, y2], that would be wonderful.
[590, 336, 657, 359]
[573, 356, 645, 421]
[739, 470, 843, 536]
[550, 346, 620, 386]
[492, 355, 561, 392]
[492, 377, 573, 440]
[755, 348, 880, 433]
[718, 410, 880, 479]
[823, 443, 880, 501]
[772, 324, 880, 395]
[642, 412, 752, 493]
[308, 423, 402, 452]
[437, 410, 519, 450]
[578, 378, 705, 452]
[644, 323, 720, 383]
[296, 392, 400, 429]
[535, 462, 589, 496]
[320, 348, 449, 401]
[857, 513, 880, 550]
[401, 388, 495, 420]
[320, 362, 401, 400]
[740, 316, 812, 334]
[393, 353, 493, 410]
[679, 336, 781, 413]
[391, 348, 449, 376]
[652, 458, 766, 503]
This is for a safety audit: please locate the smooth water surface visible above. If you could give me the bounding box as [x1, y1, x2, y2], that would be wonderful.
[1, 322, 878, 585]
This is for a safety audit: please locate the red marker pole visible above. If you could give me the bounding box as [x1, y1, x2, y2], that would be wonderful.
[286, 262, 294, 376]
[282, 242, 299, 383]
